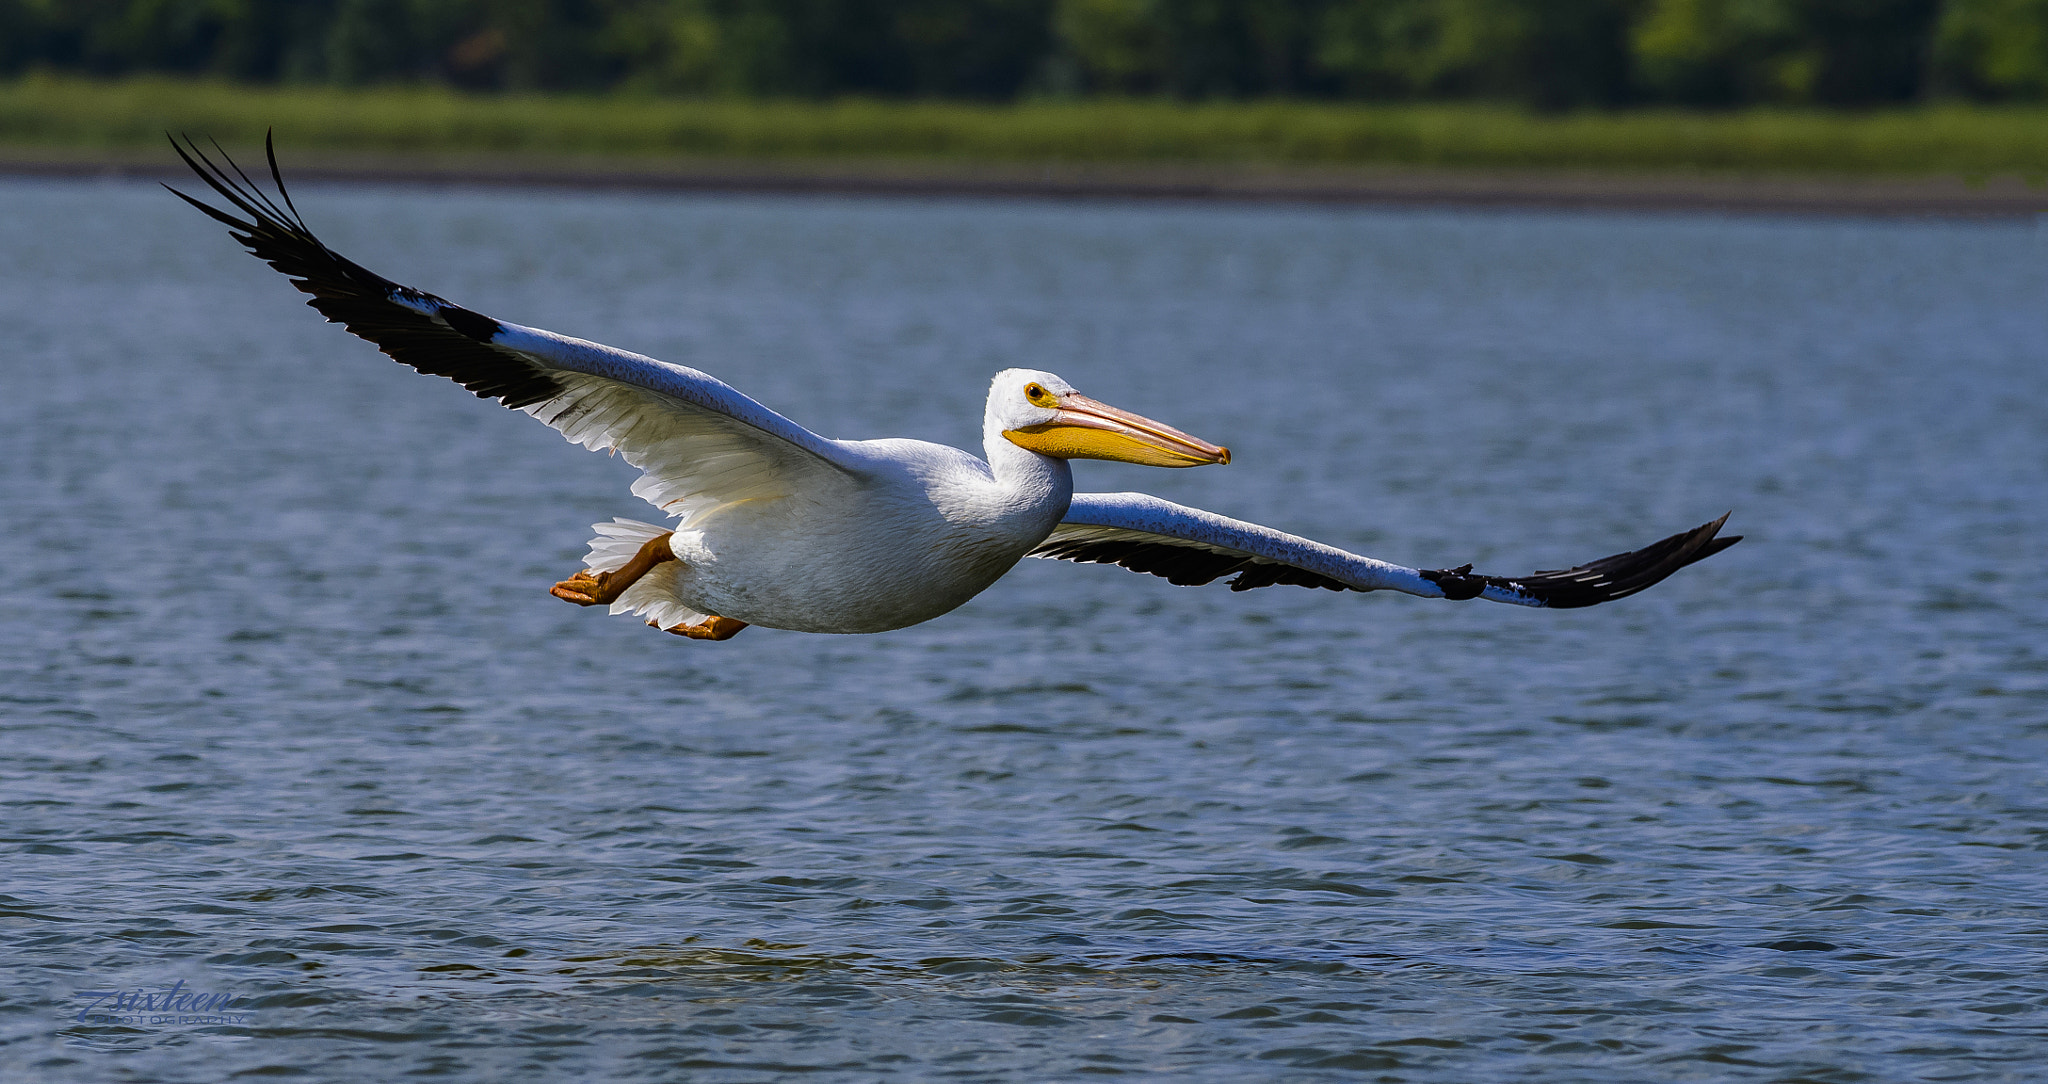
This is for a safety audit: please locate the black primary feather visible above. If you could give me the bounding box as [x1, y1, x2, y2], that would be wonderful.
[1029, 537, 1354, 592]
[1419, 514, 1741, 608]
[165, 131, 563, 410]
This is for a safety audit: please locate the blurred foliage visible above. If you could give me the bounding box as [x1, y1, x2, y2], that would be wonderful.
[1935, 0, 2048, 97]
[1316, 0, 1632, 108]
[13, 73, 2048, 176]
[0, 0, 2044, 105]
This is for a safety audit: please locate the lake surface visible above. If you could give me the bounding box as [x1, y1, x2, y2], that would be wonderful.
[2, 176, 2045, 1082]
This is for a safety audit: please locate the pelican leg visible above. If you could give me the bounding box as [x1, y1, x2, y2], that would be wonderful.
[550, 533, 675, 606]
[654, 615, 749, 641]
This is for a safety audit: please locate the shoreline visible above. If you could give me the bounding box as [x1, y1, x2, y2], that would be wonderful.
[7, 147, 2043, 218]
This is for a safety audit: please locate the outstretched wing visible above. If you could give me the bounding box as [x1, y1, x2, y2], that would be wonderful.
[1033, 493, 1739, 608]
[167, 133, 862, 525]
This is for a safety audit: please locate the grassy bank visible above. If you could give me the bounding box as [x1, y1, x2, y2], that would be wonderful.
[5, 74, 2047, 177]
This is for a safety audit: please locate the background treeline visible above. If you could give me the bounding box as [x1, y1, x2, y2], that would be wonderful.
[4, 0, 2047, 108]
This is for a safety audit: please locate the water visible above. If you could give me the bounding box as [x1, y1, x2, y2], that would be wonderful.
[2, 176, 2045, 1082]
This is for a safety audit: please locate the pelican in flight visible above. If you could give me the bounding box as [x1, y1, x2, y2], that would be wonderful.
[169, 136, 1738, 641]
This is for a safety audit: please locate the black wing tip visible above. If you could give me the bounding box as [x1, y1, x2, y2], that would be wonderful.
[166, 130, 302, 242]
[167, 132, 561, 410]
[1426, 513, 1741, 609]
[1698, 534, 1742, 561]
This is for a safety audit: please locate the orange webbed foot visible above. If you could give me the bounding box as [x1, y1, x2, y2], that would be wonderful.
[651, 615, 749, 641]
[550, 533, 676, 607]
[551, 570, 612, 606]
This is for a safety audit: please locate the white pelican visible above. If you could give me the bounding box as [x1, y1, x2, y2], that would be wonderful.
[169, 136, 1739, 641]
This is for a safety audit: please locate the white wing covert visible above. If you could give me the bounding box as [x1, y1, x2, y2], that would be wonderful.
[167, 134, 859, 527]
[1036, 493, 1739, 609]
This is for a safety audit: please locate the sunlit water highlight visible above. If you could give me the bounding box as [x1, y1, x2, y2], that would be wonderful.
[2, 178, 2045, 1081]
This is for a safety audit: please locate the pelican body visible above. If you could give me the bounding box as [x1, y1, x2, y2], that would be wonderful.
[171, 136, 1738, 641]
[560, 368, 1225, 635]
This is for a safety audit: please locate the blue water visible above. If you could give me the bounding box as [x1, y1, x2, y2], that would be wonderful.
[2, 177, 2045, 1082]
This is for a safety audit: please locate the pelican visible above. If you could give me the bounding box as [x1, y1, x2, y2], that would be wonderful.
[169, 136, 1739, 641]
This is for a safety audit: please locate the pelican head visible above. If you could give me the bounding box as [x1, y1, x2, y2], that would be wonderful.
[990, 369, 1230, 468]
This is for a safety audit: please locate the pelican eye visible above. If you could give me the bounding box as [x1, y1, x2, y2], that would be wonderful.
[1025, 383, 1054, 406]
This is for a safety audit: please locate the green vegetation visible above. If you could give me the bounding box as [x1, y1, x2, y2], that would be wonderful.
[7, 2, 2047, 180]
[4, 0, 2048, 109]
[6, 75, 2048, 177]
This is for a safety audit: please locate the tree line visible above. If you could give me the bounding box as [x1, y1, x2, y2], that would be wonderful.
[4, 0, 2045, 108]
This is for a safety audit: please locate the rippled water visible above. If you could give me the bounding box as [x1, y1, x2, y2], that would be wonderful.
[3, 176, 2045, 1082]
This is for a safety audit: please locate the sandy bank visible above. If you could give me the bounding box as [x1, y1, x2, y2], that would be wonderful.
[7, 147, 2042, 218]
